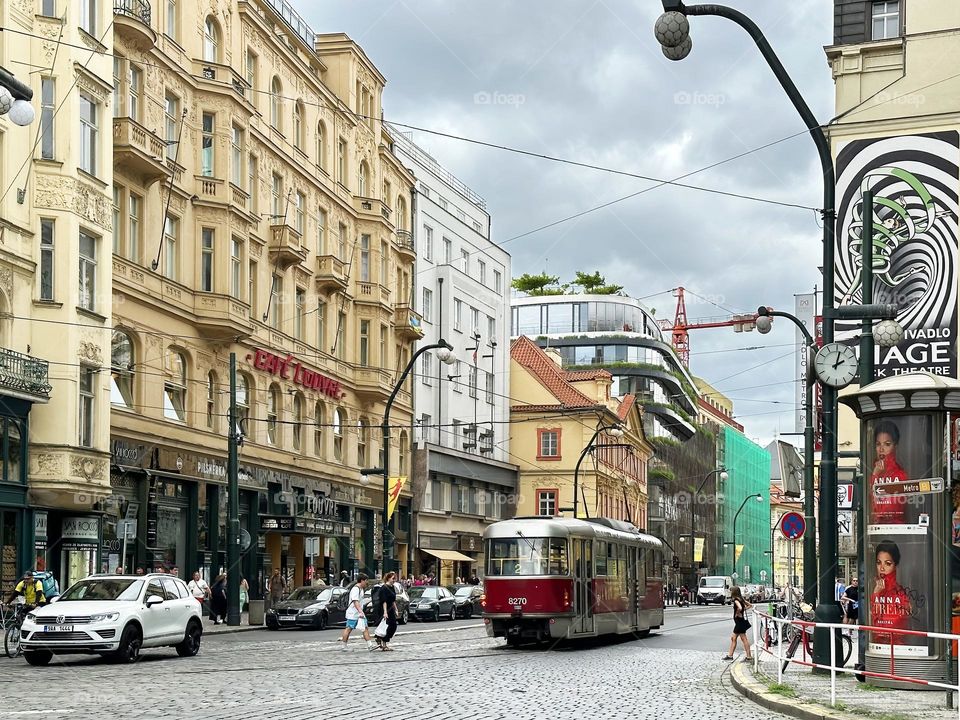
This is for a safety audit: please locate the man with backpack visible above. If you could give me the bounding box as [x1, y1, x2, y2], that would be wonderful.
[31, 561, 59, 602]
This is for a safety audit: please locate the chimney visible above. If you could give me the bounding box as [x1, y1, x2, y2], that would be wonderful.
[544, 347, 563, 367]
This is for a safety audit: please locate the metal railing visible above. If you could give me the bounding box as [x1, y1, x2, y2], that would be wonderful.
[395, 230, 415, 253]
[0, 348, 51, 399]
[114, 0, 151, 25]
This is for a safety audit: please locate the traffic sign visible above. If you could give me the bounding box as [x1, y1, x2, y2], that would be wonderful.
[780, 511, 805, 540]
[117, 519, 137, 540]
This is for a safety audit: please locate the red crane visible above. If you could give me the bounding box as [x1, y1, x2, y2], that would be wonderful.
[657, 287, 759, 366]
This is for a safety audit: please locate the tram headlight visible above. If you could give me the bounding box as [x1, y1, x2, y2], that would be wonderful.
[480, 593, 486, 608]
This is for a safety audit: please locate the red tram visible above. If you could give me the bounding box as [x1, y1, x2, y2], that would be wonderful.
[482, 516, 664, 646]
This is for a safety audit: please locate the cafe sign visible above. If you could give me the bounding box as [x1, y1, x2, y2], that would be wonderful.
[247, 348, 344, 400]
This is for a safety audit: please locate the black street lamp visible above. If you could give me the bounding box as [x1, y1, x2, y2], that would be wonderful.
[731, 493, 764, 580]
[360, 339, 456, 577]
[0, 66, 35, 125]
[572, 422, 624, 518]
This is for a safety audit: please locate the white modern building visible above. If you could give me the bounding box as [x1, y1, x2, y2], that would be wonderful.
[388, 128, 517, 582]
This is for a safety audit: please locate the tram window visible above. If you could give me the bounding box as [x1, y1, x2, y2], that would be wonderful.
[595, 542, 607, 575]
[485, 537, 568, 575]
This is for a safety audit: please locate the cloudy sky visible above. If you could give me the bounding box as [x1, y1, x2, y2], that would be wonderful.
[302, 0, 835, 443]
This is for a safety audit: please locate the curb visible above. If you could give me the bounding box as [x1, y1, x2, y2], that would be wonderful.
[206, 622, 484, 638]
[729, 660, 854, 720]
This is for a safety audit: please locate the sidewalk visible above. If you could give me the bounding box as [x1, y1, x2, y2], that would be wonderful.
[730, 642, 959, 720]
[202, 612, 264, 635]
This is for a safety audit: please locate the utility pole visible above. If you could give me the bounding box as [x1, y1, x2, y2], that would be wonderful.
[227, 353, 241, 626]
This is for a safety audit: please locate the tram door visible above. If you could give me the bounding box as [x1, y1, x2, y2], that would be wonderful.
[572, 538, 594, 634]
[627, 546, 638, 630]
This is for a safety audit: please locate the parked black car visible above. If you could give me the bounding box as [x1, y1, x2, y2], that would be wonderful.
[362, 584, 411, 625]
[266, 586, 348, 630]
[407, 586, 456, 621]
[449, 584, 484, 618]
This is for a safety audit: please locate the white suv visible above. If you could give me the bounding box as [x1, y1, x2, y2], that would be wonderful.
[19, 574, 202, 665]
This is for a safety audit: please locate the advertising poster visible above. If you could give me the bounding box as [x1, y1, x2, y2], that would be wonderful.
[835, 132, 959, 378]
[865, 415, 936, 657]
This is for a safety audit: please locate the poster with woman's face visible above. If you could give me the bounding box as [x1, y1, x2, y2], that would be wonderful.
[865, 414, 937, 658]
[866, 415, 934, 527]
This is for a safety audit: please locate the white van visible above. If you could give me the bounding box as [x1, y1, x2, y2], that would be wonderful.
[697, 575, 734, 605]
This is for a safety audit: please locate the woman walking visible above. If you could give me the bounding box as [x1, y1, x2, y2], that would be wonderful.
[210, 573, 228, 625]
[723, 586, 753, 661]
[376, 571, 400, 651]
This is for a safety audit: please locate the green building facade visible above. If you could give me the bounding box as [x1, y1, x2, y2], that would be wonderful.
[716, 427, 771, 585]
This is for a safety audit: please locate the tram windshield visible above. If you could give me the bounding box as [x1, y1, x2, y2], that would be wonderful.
[486, 537, 568, 576]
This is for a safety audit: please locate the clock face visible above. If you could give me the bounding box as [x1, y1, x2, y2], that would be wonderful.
[814, 343, 858, 388]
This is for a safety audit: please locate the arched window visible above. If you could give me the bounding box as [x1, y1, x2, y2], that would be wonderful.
[314, 401, 325, 457]
[110, 330, 135, 409]
[267, 384, 280, 445]
[206, 371, 217, 430]
[396, 195, 407, 231]
[357, 418, 368, 466]
[333, 407, 344, 461]
[236, 374, 250, 439]
[398, 430, 408, 476]
[358, 161, 368, 196]
[316, 121, 326, 169]
[293, 101, 304, 151]
[292, 393, 303, 451]
[270, 77, 282, 131]
[163, 349, 187, 422]
[203, 17, 220, 63]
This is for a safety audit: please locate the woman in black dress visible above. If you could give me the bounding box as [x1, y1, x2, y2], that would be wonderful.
[376, 571, 399, 651]
[210, 573, 228, 625]
[723, 586, 753, 661]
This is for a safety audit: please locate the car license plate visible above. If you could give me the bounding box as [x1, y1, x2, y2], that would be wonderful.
[279, 616, 295, 622]
[44, 625, 74, 632]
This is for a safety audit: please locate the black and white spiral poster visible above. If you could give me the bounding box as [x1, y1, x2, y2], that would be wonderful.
[835, 132, 959, 378]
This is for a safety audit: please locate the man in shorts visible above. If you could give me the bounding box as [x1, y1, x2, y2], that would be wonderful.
[339, 574, 376, 651]
[841, 578, 859, 626]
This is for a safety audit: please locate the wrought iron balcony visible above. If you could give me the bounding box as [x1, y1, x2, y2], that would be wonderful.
[114, 1, 156, 49]
[395, 230, 415, 257]
[115, 0, 151, 23]
[0, 348, 52, 403]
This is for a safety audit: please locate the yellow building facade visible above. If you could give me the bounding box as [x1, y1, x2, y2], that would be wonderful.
[106, 0, 419, 590]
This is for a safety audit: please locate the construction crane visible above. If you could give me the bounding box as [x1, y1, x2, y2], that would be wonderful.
[656, 287, 759, 366]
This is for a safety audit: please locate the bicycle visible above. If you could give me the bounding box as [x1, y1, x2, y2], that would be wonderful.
[4, 604, 30, 658]
[780, 607, 852, 673]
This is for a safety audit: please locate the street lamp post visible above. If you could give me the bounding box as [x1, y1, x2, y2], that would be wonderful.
[688, 468, 727, 588]
[756, 307, 817, 606]
[361, 339, 456, 577]
[0, 66, 36, 126]
[573, 423, 624, 518]
[731, 493, 763, 580]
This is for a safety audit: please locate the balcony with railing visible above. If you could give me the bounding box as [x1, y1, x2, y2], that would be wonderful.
[269, 223, 306, 270]
[113, 117, 167, 185]
[393, 304, 424, 340]
[114, 0, 156, 49]
[353, 366, 395, 403]
[194, 293, 253, 339]
[315, 255, 349, 294]
[193, 176, 228, 207]
[0, 348, 52, 404]
[395, 230, 415, 258]
[355, 281, 391, 308]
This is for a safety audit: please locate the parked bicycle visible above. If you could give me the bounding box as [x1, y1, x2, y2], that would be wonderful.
[3, 603, 29, 658]
[780, 604, 852, 673]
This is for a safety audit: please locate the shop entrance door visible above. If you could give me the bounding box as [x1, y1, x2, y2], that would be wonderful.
[0, 509, 19, 597]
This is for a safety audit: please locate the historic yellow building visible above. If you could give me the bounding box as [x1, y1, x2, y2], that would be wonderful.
[105, 0, 419, 588]
[0, 1, 115, 593]
[509, 337, 652, 525]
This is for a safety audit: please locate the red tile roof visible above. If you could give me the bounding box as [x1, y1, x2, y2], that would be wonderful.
[511, 336, 596, 409]
[617, 394, 636, 421]
[565, 369, 612, 382]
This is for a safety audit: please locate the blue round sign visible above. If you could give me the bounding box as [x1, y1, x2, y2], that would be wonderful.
[780, 511, 805, 540]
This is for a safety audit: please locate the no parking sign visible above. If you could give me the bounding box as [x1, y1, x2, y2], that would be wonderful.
[780, 511, 805, 540]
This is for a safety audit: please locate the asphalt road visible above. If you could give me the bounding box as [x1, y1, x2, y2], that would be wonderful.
[0, 605, 777, 719]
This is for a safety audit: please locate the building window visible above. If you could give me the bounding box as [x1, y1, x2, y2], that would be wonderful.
[245, 49, 256, 100]
[203, 16, 220, 62]
[292, 395, 303, 452]
[460, 249, 469, 274]
[439, 197, 448, 211]
[163, 215, 178, 280]
[79, 367, 95, 447]
[230, 238, 242, 300]
[537, 490, 557, 517]
[454, 299, 463, 331]
[294, 287, 306, 339]
[164, 93, 179, 160]
[128, 193, 141, 263]
[111, 330, 135, 409]
[360, 234, 370, 282]
[41, 0, 56, 17]
[478, 260, 486, 286]
[78, 230, 97, 312]
[872, 1, 900, 40]
[270, 77, 282, 131]
[380, 240, 388, 283]
[423, 225, 433, 261]
[165, 0, 178, 40]
[293, 101, 304, 151]
[337, 138, 346, 184]
[452, 361, 463, 394]
[316, 122, 326, 169]
[295, 191, 305, 234]
[473, 220, 482, 233]
[443, 238, 452, 265]
[485, 371, 494, 404]
[336, 311, 346, 360]
[79, 92, 97, 175]
[399, 431, 408, 476]
[128, 64, 141, 121]
[40, 78, 55, 159]
[248, 260, 258, 318]
[314, 402, 325, 457]
[163, 350, 187, 423]
[421, 351, 432, 386]
[357, 419, 368, 466]
[468, 365, 478, 398]
[272, 173, 283, 220]
[199, 228, 214, 292]
[236, 374, 249, 437]
[206, 371, 217, 430]
[248, 153, 258, 212]
[494, 270, 502, 294]
[39, 219, 54, 301]
[317, 208, 328, 254]
[79, 0, 96, 35]
[537, 429, 560, 459]
[487, 315, 496, 343]
[201, 112, 214, 177]
[337, 222, 347, 261]
[269, 275, 282, 329]
[358, 161, 368, 196]
[422, 288, 432, 324]
[397, 196, 407, 231]
[379, 324, 388, 366]
[267, 384, 280, 445]
[359, 319, 370, 367]
[231, 126, 243, 186]
[317, 300, 326, 349]
[333, 408, 344, 461]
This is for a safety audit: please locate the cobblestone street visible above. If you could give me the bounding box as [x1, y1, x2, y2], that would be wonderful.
[0, 610, 783, 719]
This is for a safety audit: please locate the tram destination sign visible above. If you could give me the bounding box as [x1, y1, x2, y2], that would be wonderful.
[872, 477, 944, 497]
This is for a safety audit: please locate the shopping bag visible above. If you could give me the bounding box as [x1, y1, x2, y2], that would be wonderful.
[374, 618, 389, 638]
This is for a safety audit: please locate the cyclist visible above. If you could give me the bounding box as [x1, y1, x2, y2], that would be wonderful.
[7, 571, 47, 611]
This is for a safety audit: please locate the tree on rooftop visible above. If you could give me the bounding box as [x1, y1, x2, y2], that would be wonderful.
[512, 272, 567, 296]
[572, 271, 624, 295]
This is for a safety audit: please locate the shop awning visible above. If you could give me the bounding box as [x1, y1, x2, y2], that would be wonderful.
[421, 549, 476, 563]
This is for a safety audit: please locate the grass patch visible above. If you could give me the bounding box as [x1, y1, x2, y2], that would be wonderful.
[766, 682, 798, 699]
[854, 682, 890, 692]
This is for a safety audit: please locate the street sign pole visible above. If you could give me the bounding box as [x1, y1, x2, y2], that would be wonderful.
[121, 523, 128, 573]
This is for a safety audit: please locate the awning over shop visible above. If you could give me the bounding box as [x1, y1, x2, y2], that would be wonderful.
[421, 548, 476, 563]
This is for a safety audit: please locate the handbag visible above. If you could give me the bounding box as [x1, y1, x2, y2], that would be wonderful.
[374, 618, 389, 638]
